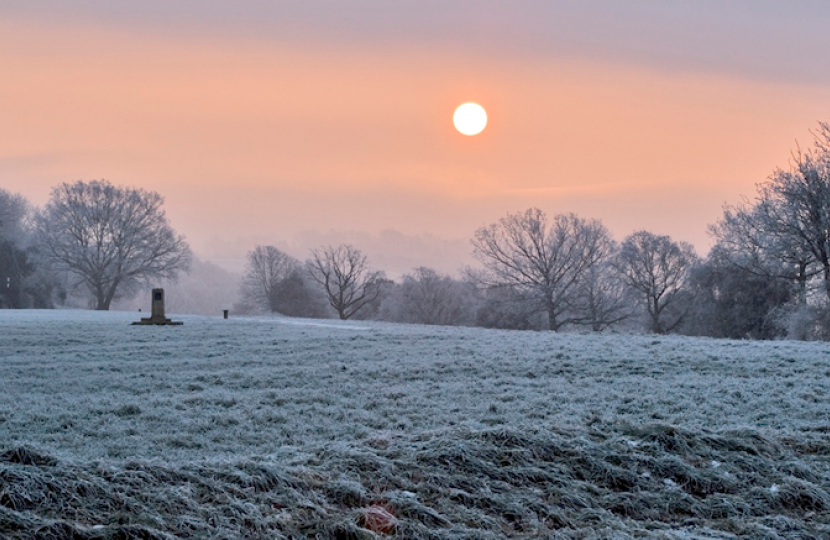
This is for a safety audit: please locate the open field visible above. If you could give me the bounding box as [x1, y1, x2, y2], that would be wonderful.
[1, 310, 829, 539]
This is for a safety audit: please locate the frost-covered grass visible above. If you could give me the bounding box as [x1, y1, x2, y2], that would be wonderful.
[1, 310, 829, 539]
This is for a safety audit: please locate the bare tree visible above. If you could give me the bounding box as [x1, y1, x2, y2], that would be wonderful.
[472, 284, 543, 330]
[0, 189, 31, 307]
[268, 269, 331, 318]
[709, 122, 830, 306]
[307, 244, 383, 320]
[571, 260, 632, 331]
[36, 180, 191, 310]
[757, 125, 830, 301]
[706, 121, 830, 339]
[614, 230, 697, 334]
[383, 267, 476, 326]
[710, 199, 815, 304]
[0, 188, 30, 245]
[471, 208, 613, 331]
[1, 189, 62, 309]
[684, 248, 794, 339]
[239, 245, 300, 312]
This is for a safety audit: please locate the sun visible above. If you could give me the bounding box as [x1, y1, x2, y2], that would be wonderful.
[453, 103, 487, 136]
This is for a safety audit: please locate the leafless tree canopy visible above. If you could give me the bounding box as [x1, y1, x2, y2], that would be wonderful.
[471, 208, 613, 331]
[384, 267, 476, 326]
[239, 245, 300, 312]
[615, 230, 697, 334]
[760, 125, 830, 300]
[36, 180, 191, 310]
[307, 244, 383, 320]
[571, 260, 632, 332]
[711, 123, 830, 304]
[711, 202, 814, 303]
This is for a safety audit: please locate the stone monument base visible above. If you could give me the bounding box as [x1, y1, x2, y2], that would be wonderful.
[132, 288, 183, 325]
[132, 317, 183, 326]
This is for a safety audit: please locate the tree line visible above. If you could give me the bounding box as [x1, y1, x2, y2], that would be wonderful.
[4, 122, 830, 339]
[234, 215, 697, 334]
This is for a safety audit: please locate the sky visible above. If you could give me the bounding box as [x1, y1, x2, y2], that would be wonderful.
[2, 1, 830, 275]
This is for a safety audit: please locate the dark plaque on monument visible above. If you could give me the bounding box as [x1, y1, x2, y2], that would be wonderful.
[132, 288, 183, 325]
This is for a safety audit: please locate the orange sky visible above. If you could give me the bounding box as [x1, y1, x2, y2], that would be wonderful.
[2, 4, 829, 274]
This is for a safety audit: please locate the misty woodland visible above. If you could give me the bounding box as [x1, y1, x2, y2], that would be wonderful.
[5, 122, 830, 341]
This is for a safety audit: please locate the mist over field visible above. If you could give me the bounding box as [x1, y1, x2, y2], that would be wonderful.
[1, 311, 829, 539]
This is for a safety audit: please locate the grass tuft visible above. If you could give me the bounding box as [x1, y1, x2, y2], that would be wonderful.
[0, 447, 59, 467]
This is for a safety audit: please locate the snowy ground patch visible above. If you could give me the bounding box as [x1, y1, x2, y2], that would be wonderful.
[1, 310, 828, 538]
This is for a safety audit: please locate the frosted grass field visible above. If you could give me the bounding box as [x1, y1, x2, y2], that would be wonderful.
[1, 310, 829, 539]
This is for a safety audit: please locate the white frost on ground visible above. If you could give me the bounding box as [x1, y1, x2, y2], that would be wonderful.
[1, 309, 829, 539]
[2, 309, 829, 463]
[233, 315, 371, 331]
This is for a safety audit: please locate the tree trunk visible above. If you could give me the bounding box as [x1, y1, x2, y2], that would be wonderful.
[95, 286, 108, 310]
[796, 262, 809, 305]
[823, 264, 830, 303]
[650, 297, 663, 334]
[96, 295, 111, 310]
[95, 283, 117, 310]
[547, 306, 559, 331]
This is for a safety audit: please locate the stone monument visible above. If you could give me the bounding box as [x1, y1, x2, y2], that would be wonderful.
[132, 288, 183, 325]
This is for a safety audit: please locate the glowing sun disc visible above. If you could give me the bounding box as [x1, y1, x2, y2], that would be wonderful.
[453, 103, 487, 135]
